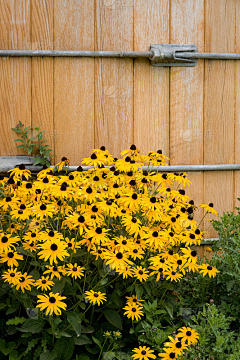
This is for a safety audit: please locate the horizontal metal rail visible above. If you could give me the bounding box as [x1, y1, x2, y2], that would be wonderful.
[178, 52, 240, 60]
[59, 164, 240, 172]
[0, 50, 152, 58]
[0, 49, 240, 61]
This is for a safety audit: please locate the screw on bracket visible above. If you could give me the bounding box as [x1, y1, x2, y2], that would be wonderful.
[149, 44, 198, 67]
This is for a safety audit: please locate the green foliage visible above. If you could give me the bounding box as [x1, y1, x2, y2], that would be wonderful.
[12, 121, 53, 166]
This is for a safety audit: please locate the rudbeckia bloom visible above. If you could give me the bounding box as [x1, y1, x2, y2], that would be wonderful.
[158, 348, 178, 359]
[198, 263, 220, 278]
[123, 303, 144, 321]
[36, 292, 67, 315]
[15, 272, 35, 293]
[199, 203, 218, 216]
[38, 240, 68, 264]
[2, 268, 22, 286]
[66, 263, 85, 279]
[132, 346, 156, 360]
[35, 276, 54, 291]
[176, 326, 199, 345]
[133, 266, 149, 282]
[8, 164, 31, 181]
[43, 265, 66, 280]
[0, 250, 23, 267]
[84, 290, 107, 306]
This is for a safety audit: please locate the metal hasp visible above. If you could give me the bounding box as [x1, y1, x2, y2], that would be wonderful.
[149, 44, 198, 67]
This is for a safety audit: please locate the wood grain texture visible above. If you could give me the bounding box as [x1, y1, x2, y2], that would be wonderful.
[94, 0, 134, 157]
[31, 0, 54, 162]
[170, 0, 204, 233]
[54, 0, 94, 164]
[133, 0, 169, 157]
[0, 0, 31, 156]
[204, 0, 235, 237]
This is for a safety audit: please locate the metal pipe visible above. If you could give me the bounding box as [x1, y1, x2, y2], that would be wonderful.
[177, 52, 240, 60]
[0, 50, 153, 58]
[57, 164, 240, 172]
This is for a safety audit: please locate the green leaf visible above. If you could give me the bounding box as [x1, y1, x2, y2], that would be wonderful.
[104, 309, 123, 330]
[30, 261, 40, 266]
[53, 338, 74, 360]
[24, 338, 40, 355]
[0, 303, 7, 310]
[92, 336, 102, 349]
[67, 311, 81, 336]
[18, 318, 44, 333]
[81, 324, 94, 333]
[161, 302, 173, 319]
[16, 246, 35, 258]
[40, 350, 58, 360]
[52, 279, 66, 294]
[74, 335, 92, 346]
[6, 307, 18, 315]
[0, 340, 16, 355]
[135, 285, 143, 300]
[85, 344, 99, 354]
[6, 317, 27, 326]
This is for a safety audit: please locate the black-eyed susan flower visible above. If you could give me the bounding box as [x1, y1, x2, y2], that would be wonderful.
[35, 276, 54, 291]
[38, 240, 68, 264]
[133, 266, 149, 282]
[103, 250, 133, 270]
[126, 295, 144, 306]
[2, 268, 22, 286]
[66, 263, 84, 279]
[0, 234, 19, 253]
[199, 203, 218, 216]
[8, 164, 31, 181]
[43, 265, 66, 280]
[84, 290, 107, 306]
[0, 250, 23, 267]
[15, 272, 35, 293]
[123, 303, 144, 321]
[176, 326, 199, 345]
[55, 157, 70, 172]
[164, 336, 188, 355]
[132, 346, 156, 360]
[158, 348, 178, 359]
[181, 247, 198, 263]
[36, 292, 67, 315]
[198, 263, 220, 278]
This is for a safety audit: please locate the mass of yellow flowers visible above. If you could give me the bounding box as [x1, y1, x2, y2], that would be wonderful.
[0, 145, 218, 359]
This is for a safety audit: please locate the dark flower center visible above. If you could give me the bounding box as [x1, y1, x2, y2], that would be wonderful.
[190, 234, 195, 239]
[68, 243, 72, 247]
[114, 171, 119, 176]
[150, 197, 156, 203]
[36, 189, 41, 194]
[170, 353, 176, 359]
[132, 194, 138, 200]
[10, 273, 15, 277]
[60, 184, 67, 191]
[91, 215, 96, 219]
[100, 146, 106, 151]
[132, 308, 136, 312]
[160, 258, 165, 263]
[130, 144, 136, 150]
[86, 187, 93, 194]
[94, 293, 99, 297]
[50, 244, 58, 251]
[131, 218, 137, 223]
[172, 271, 176, 275]
[92, 206, 98, 212]
[195, 229, 201, 235]
[98, 250, 102, 254]
[138, 270, 143, 275]
[162, 173, 167, 179]
[209, 203, 214, 207]
[72, 267, 77, 271]
[158, 268, 163, 272]
[116, 252, 123, 259]
[141, 350, 146, 355]
[152, 231, 158, 237]
[19, 204, 26, 210]
[129, 180, 136, 186]
[122, 240, 127, 245]
[121, 209, 126, 214]
[20, 277, 25, 283]
[40, 204, 47, 210]
[125, 156, 131, 162]
[26, 183, 32, 189]
[168, 250, 174, 255]
[6, 197, 11, 202]
[78, 216, 85, 223]
[133, 249, 138, 253]
[43, 177, 49, 183]
[93, 176, 99, 181]
[49, 297, 56, 303]
[1, 236, 8, 243]
[19, 164, 26, 170]
[91, 154, 97, 160]
[207, 266, 212, 270]
[69, 175, 74, 180]
[31, 233, 36, 238]
[106, 200, 112, 205]
[186, 331, 192, 336]
[191, 250, 197, 257]
[8, 252, 14, 258]
[42, 280, 47, 284]
[171, 217, 176, 223]
[96, 227, 102, 234]
[18, 210, 23, 214]
[177, 260, 182, 265]
[169, 232, 174, 237]
[176, 342, 182, 348]
[48, 231, 54, 237]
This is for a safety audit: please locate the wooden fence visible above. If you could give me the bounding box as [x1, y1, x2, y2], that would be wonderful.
[0, 0, 239, 240]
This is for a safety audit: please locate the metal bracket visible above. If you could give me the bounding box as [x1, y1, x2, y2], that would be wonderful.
[149, 44, 198, 67]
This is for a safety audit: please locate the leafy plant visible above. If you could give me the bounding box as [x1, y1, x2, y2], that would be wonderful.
[12, 121, 53, 166]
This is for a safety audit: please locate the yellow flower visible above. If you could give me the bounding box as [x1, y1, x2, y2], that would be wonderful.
[132, 346, 156, 360]
[198, 264, 220, 278]
[37, 292, 67, 316]
[38, 240, 68, 264]
[199, 203, 218, 216]
[123, 303, 144, 321]
[2, 268, 22, 286]
[133, 266, 149, 282]
[176, 326, 199, 345]
[35, 276, 54, 291]
[8, 164, 31, 181]
[0, 250, 23, 267]
[66, 263, 85, 279]
[15, 272, 35, 293]
[85, 290, 107, 306]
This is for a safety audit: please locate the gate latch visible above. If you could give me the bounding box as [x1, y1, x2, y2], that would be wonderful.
[149, 44, 198, 67]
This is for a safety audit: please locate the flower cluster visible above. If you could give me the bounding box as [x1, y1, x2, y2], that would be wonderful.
[0, 145, 218, 358]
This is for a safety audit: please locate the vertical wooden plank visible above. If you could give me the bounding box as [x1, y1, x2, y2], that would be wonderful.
[31, 0, 54, 161]
[235, 0, 240, 212]
[133, 0, 169, 157]
[204, 0, 235, 237]
[54, 0, 94, 163]
[0, 0, 31, 156]
[170, 0, 205, 232]
[95, 0, 133, 157]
